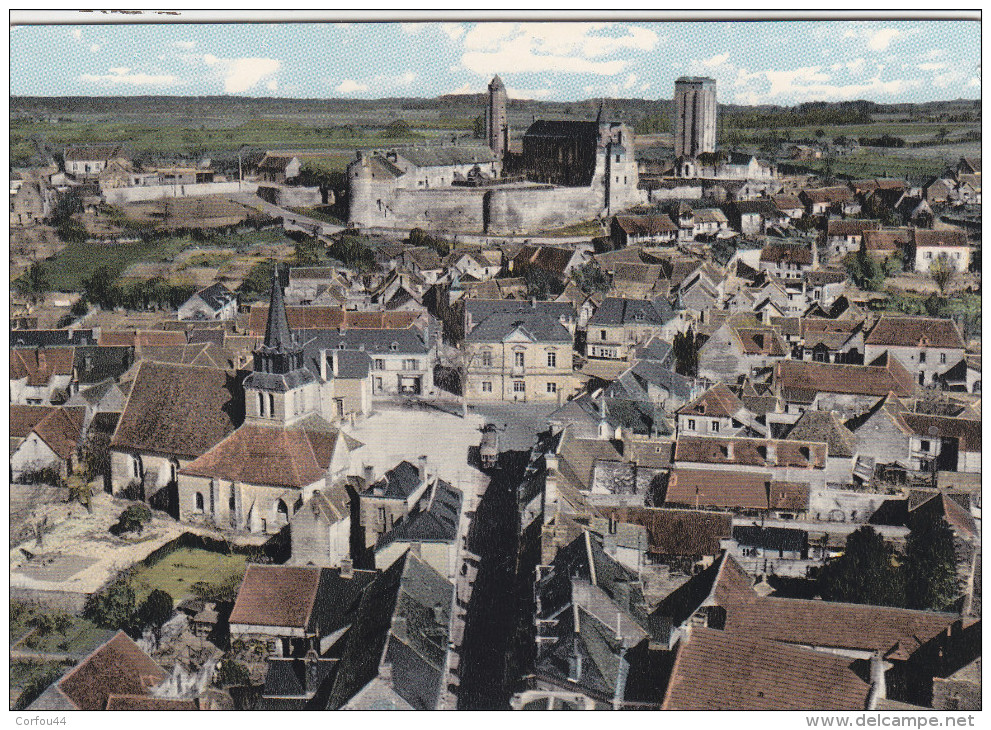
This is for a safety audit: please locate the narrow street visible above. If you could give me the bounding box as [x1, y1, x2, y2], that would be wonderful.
[455, 451, 531, 710]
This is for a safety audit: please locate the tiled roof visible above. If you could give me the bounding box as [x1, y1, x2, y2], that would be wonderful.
[662, 627, 872, 710]
[759, 243, 813, 265]
[677, 382, 743, 419]
[229, 565, 322, 630]
[865, 315, 965, 349]
[900, 413, 981, 453]
[9, 328, 97, 348]
[613, 214, 678, 236]
[56, 632, 167, 711]
[913, 229, 969, 248]
[666, 468, 810, 511]
[180, 418, 348, 488]
[64, 143, 126, 162]
[16, 405, 86, 460]
[247, 306, 420, 337]
[774, 358, 915, 399]
[110, 361, 245, 459]
[465, 311, 572, 344]
[594, 506, 732, 557]
[10, 347, 75, 386]
[785, 410, 857, 458]
[380, 480, 462, 545]
[98, 330, 187, 348]
[734, 326, 787, 356]
[827, 219, 881, 237]
[675, 436, 826, 469]
[105, 695, 198, 710]
[771, 194, 804, 210]
[364, 460, 423, 499]
[862, 228, 911, 252]
[396, 144, 497, 168]
[194, 282, 236, 310]
[802, 186, 854, 204]
[588, 297, 674, 326]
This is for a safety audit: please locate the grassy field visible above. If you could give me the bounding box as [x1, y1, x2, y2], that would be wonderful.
[288, 206, 346, 225]
[129, 547, 248, 604]
[40, 226, 294, 291]
[9, 602, 114, 656]
[535, 220, 606, 237]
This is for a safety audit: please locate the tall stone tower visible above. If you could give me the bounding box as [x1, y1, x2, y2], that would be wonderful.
[487, 75, 508, 159]
[673, 77, 717, 159]
[243, 264, 318, 426]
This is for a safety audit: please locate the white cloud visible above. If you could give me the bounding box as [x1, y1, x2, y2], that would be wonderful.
[459, 22, 658, 76]
[933, 70, 966, 89]
[172, 40, 196, 50]
[335, 79, 369, 94]
[918, 62, 946, 72]
[202, 55, 282, 94]
[441, 23, 465, 42]
[89, 43, 101, 53]
[266, 79, 278, 91]
[79, 68, 178, 87]
[967, 76, 980, 87]
[506, 86, 554, 99]
[71, 28, 82, 40]
[701, 52, 730, 68]
[445, 83, 477, 95]
[829, 58, 866, 74]
[867, 28, 900, 51]
[622, 73, 638, 90]
[400, 23, 424, 35]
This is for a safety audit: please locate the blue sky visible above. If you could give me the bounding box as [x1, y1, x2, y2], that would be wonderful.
[9, 19, 981, 105]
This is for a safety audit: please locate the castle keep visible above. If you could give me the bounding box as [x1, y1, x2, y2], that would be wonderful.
[346, 77, 643, 234]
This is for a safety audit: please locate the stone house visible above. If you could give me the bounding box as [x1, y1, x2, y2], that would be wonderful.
[758, 242, 816, 281]
[676, 382, 762, 438]
[178, 283, 238, 321]
[9, 178, 54, 227]
[908, 229, 971, 274]
[784, 409, 858, 486]
[861, 228, 912, 261]
[464, 309, 577, 403]
[63, 143, 128, 179]
[673, 435, 829, 490]
[610, 213, 678, 246]
[256, 153, 302, 184]
[771, 193, 805, 220]
[863, 315, 966, 388]
[800, 186, 858, 217]
[290, 484, 355, 567]
[697, 321, 788, 385]
[796, 318, 865, 364]
[824, 219, 881, 259]
[9, 405, 85, 481]
[803, 269, 848, 309]
[729, 199, 785, 235]
[664, 466, 810, 517]
[355, 459, 433, 550]
[10, 347, 76, 405]
[586, 296, 680, 363]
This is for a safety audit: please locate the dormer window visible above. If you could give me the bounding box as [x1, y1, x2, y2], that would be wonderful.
[390, 342, 399, 351]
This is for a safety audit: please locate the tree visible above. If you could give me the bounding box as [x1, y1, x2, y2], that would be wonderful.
[81, 265, 121, 308]
[216, 658, 251, 687]
[902, 510, 959, 611]
[818, 526, 905, 607]
[84, 580, 136, 630]
[472, 114, 486, 140]
[929, 254, 955, 296]
[672, 327, 703, 377]
[17, 262, 51, 304]
[237, 260, 277, 302]
[846, 250, 886, 292]
[110, 504, 153, 536]
[383, 119, 414, 138]
[570, 261, 609, 295]
[521, 265, 564, 300]
[137, 589, 174, 640]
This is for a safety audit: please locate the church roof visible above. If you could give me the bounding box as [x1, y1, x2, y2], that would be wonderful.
[262, 266, 295, 352]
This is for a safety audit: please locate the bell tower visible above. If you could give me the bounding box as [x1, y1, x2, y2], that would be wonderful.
[487, 75, 508, 160]
[243, 264, 318, 426]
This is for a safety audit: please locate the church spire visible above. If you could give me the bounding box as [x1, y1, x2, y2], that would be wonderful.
[263, 264, 293, 351]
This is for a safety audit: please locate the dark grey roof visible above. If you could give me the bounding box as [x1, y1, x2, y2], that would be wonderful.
[195, 282, 236, 311]
[625, 359, 697, 403]
[733, 525, 808, 553]
[333, 350, 372, 379]
[73, 345, 134, 385]
[10, 329, 97, 348]
[301, 327, 431, 368]
[242, 368, 316, 392]
[379, 480, 462, 546]
[588, 297, 675, 327]
[466, 299, 575, 326]
[261, 657, 336, 702]
[465, 312, 572, 344]
[396, 145, 497, 168]
[634, 337, 673, 364]
[524, 119, 600, 140]
[733, 199, 781, 216]
[262, 269, 294, 352]
[365, 461, 423, 499]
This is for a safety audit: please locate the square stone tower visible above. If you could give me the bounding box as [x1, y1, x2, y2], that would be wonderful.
[674, 77, 717, 159]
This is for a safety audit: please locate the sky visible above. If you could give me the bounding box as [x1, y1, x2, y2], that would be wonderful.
[8, 19, 982, 106]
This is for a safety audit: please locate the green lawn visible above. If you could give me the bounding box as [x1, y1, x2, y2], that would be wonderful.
[535, 220, 605, 237]
[9, 602, 114, 656]
[288, 206, 346, 226]
[129, 547, 248, 604]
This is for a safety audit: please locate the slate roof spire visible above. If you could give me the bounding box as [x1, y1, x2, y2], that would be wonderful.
[264, 264, 294, 351]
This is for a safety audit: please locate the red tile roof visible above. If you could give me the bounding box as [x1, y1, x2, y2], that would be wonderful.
[677, 382, 743, 419]
[247, 306, 420, 336]
[180, 421, 344, 488]
[774, 358, 916, 399]
[105, 695, 198, 710]
[10, 348, 75, 386]
[28, 406, 86, 460]
[613, 214, 678, 236]
[759, 243, 813, 266]
[827, 219, 881, 238]
[229, 565, 322, 630]
[865, 315, 965, 350]
[663, 627, 872, 710]
[594, 506, 732, 557]
[98, 330, 188, 348]
[913, 229, 969, 249]
[862, 228, 911, 253]
[56, 632, 167, 711]
[666, 468, 810, 512]
[674, 436, 827, 469]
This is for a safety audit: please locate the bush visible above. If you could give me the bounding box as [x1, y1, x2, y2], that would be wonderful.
[14, 665, 67, 710]
[216, 658, 251, 687]
[110, 504, 152, 536]
[84, 580, 136, 630]
[137, 589, 174, 636]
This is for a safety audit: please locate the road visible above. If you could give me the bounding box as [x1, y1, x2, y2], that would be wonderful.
[230, 192, 345, 236]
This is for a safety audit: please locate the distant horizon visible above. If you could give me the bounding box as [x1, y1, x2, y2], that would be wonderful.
[10, 20, 981, 106]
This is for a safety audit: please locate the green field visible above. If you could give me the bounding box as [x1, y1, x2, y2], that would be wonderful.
[129, 547, 248, 603]
[39, 227, 294, 292]
[535, 220, 606, 237]
[9, 602, 114, 656]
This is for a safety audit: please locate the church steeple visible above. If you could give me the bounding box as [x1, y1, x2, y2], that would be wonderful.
[263, 264, 294, 351]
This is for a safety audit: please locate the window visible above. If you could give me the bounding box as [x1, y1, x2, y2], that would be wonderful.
[513, 381, 525, 393]
[195, 493, 204, 512]
[258, 392, 266, 417]
[374, 358, 385, 370]
[687, 419, 696, 430]
[615, 154, 621, 163]
[377, 506, 386, 524]
[600, 329, 607, 341]
[482, 381, 492, 393]
[546, 382, 557, 394]
[919, 350, 927, 363]
[403, 359, 419, 371]
[390, 342, 398, 351]
[711, 421, 720, 434]
[268, 393, 275, 418]
[546, 351, 556, 368]
[940, 352, 947, 364]
[514, 351, 525, 367]
[921, 440, 931, 452]
[481, 351, 492, 367]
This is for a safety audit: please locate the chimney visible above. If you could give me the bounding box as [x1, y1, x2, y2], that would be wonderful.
[36, 347, 46, 370]
[567, 637, 583, 682]
[379, 661, 393, 687]
[304, 648, 320, 697]
[766, 442, 777, 465]
[363, 464, 375, 485]
[418, 455, 428, 484]
[340, 558, 353, 578]
[725, 441, 735, 460]
[865, 651, 887, 709]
